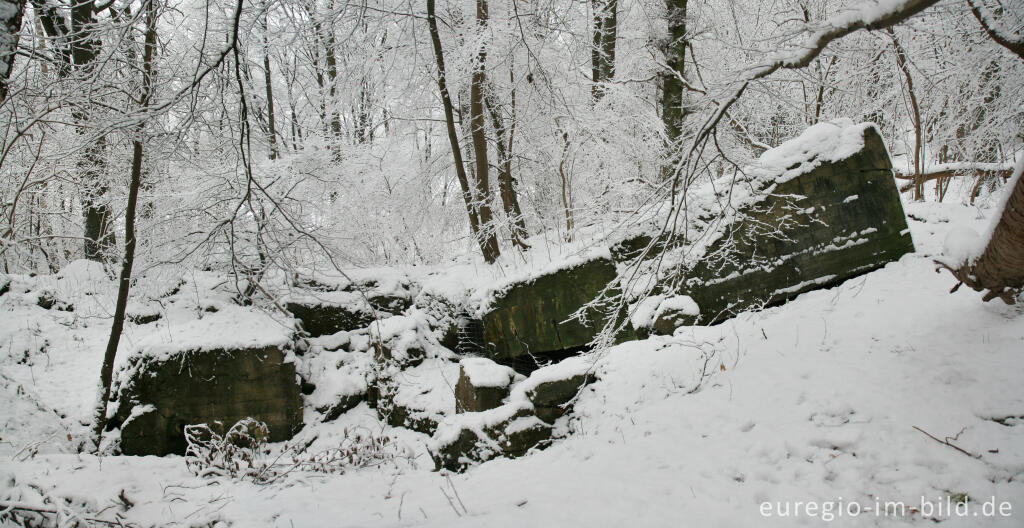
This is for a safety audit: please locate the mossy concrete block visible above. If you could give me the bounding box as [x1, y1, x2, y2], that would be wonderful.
[455, 358, 518, 413]
[113, 344, 303, 456]
[385, 403, 440, 435]
[319, 391, 365, 422]
[480, 258, 636, 361]
[287, 301, 375, 338]
[525, 372, 595, 424]
[429, 406, 551, 472]
[431, 426, 484, 472]
[651, 309, 698, 336]
[657, 125, 914, 331]
[648, 296, 701, 336]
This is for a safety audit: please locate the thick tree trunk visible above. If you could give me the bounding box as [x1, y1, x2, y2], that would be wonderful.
[660, 0, 688, 181]
[941, 164, 1024, 304]
[31, 0, 113, 262]
[70, 1, 113, 260]
[0, 0, 24, 104]
[972, 171, 1024, 298]
[469, 0, 500, 263]
[92, 0, 157, 448]
[427, 0, 491, 254]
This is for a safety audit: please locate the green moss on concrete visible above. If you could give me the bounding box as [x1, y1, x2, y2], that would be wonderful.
[114, 345, 303, 456]
[481, 258, 636, 361]
[430, 407, 552, 472]
[455, 365, 511, 413]
[526, 372, 595, 424]
[286, 301, 375, 337]
[668, 126, 914, 327]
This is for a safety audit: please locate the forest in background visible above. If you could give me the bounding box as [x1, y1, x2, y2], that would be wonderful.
[0, 0, 1021, 278]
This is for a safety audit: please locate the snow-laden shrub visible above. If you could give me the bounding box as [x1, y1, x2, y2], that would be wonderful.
[184, 418, 408, 484]
[288, 427, 401, 476]
[184, 418, 270, 480]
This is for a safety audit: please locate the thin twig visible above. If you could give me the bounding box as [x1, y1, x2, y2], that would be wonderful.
[0, 500, 133, 526]
[438, 486, 462, 517]
[912, 426, 982, 459]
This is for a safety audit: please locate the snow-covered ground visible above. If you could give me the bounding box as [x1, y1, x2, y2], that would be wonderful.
[1, 195, 1022, 527]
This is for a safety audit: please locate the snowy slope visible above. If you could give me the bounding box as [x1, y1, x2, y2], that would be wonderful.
[1, 197, 1022, 527]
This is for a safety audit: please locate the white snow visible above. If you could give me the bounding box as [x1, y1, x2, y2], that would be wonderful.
[941, 227, 984, 266]
[936, 157, 1023, 269]
[1, 198, 1023, 527]
[974, 157, 1024, 262]
[510, 354, 597, 404]
[129, 304, 293, 360]
[752, 118, 875, 183]
[656, 294, 699, 316]
[429, 399, 532, 452]
[391, 358, 460, 420]
[630, 294, 701, 329]
[629, 294, 665, 329]
[301, 350, 370, 412]
[773, 274, 837, 296]
[460, 358, 517, 388]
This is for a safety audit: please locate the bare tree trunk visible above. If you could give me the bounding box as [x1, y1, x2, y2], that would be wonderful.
[590, 0, 617, 101]
[558, 131, 573, 242]
[30, 0, 114, 262]
[0, 0, 24, 104]
[426, 0, 489, 254]
[80, 135, 115, 261]
[261, 11, 278, 160]
[940, 165, 1024, 303]
[660, 0, 688, 180]
[309, 25, 328, 137]
[355, 80, 372, 143]
[811, 56, 836, 124]
[69, 0, 117, 262]
[888, 29, 923, 201]
[312, 3, 342, 159]
[74, 4, 116, 261]
[485, 86, 528, 250]
[468, 0, 500, 263]
[92, 0, 157, 448]
[29, 0, 69, 75]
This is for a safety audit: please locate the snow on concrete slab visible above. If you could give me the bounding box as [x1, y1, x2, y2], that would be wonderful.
[751, 118, 876, 182]
[460, 357, 518, 388]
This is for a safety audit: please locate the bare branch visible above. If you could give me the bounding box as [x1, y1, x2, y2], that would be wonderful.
[968, 0, 1024, 60]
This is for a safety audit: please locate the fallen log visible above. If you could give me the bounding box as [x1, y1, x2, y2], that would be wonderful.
[895, 163, 1013, 194]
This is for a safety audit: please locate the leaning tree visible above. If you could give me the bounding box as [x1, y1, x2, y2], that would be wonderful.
[935, 2, 1024, 304]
